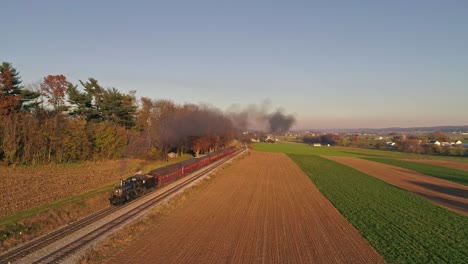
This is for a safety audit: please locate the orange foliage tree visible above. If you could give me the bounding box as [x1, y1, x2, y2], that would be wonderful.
[40, 74, 68, 111]
[0, 62, 22, 115]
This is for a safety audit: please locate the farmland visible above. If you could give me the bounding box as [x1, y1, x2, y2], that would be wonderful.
[256, 142, 468, 263]
[0, 155, 192, 251]
[363, 158, 468, 185]
[326, 156, 468, 215]
[105, 151, 384, 263]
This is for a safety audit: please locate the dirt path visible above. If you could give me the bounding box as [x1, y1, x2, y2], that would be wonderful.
[326, 156, 468, 216]
[404, 159, 468, 171]
[106, 151, 384, 264]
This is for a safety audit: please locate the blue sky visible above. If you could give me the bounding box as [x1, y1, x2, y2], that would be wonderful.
[2, 0, 467, 129]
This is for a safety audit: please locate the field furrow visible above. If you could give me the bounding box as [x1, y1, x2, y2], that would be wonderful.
[106, 151, 384, 264]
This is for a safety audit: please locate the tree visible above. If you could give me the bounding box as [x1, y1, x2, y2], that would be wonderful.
[40, 74, 69, 111]
[67, 78, 103, 122]
[191, 136, 210, 157]
[427, 131, 449, 142]
[135, 97, 153, 132]
[320, 134, 341, 145]
[0, 62, 23, 115]
[67, 82, 92, 118]
[61, 118, 90, 162]
[136, 97, 154, 146]
[153, 99, 177, 158]
[0, 62, 41, 115]
[88, 122, 127, 159]
[100, 88, 136, 128]
[80, 78, 104, 122]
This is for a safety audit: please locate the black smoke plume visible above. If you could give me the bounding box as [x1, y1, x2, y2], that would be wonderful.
[268, 110, 296, 134]
[226, 100, 296, 133]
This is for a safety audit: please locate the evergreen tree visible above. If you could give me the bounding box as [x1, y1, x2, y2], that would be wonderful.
[0, 62, 22, 115]
[80, 78, 104, 122]
[67, 79, 102, 121]
[101, 88, 136, 128]
[0, 62, 40, 115]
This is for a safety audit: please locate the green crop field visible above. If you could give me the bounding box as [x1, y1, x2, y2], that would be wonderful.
[254, 142, 407, 158]
[255, 142, 468, 263]
[365, 158, 468, 185]
[255, 142, 468, 162]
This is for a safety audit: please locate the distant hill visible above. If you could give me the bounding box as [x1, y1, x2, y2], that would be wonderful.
[301, 125, 468, 134]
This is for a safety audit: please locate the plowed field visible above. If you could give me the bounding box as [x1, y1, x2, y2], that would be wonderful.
[0, 159, 143, 216]
[326, 157, 468, 216]
[405, 159, 468, 171]
[107, 151, 384, 264]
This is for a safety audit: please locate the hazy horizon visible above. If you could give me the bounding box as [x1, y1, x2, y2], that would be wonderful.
[2, 1, 467, 129]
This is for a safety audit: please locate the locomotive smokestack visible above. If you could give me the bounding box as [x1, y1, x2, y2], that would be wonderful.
[120, 179, 124, 186]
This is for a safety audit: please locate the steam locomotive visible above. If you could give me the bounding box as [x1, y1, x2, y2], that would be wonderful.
[109, 174, 156, 205]
[109, 147, 237, 205]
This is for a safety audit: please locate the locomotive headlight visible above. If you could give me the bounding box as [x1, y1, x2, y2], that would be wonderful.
[114, 189, 123, 196]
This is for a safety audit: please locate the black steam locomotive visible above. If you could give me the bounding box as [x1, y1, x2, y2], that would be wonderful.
[109, 174, 156, 205]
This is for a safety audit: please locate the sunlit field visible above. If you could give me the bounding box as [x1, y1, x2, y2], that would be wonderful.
[255, 142, 468, 264]
[255, 142, 468, 162]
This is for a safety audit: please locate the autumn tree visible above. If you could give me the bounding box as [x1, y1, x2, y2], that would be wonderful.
[40, 74, 69, 112]
[1, 62, 41, 115]
[427, 131, 450, 142]
[153, 99, 177, 158]
[191, 136, 211, 157]
[88, 121, 127, 160]
[0, 62, 23, 115]
[397, 139, 422, 154]
[135, 97, 153, 132]
[130, 97, 160, 158]
[209, 134, 220, 152]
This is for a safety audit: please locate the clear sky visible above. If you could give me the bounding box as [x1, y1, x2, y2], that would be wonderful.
[2, 0, 467, 129]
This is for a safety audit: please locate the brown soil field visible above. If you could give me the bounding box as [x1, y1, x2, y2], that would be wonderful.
[326, 157, 468, 216]
[106, 151, 384, 264]
[0, 159, 142, 216]
[405, 159, 468, 171]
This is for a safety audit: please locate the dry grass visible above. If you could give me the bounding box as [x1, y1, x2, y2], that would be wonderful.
[0, 192, 109, 251]
[0, 159, 145, 216]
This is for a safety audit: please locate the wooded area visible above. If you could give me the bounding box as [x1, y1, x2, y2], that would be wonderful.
[0, 62, 238, 165]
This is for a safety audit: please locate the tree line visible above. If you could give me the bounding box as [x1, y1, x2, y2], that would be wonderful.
[0, 62, 238, 165]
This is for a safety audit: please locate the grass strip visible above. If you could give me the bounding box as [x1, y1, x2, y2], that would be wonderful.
[289, 154, 468, 264]
[364, 158, 468, 186]
[254, 142, 408, 158]
[0, 184, 115, 227]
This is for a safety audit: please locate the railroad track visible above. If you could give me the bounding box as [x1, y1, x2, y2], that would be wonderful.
[0, 206, 118, 263]
[1, 148, 245, 264]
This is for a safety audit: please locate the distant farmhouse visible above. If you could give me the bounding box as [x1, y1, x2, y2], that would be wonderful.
[428, 140, 463, 147]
